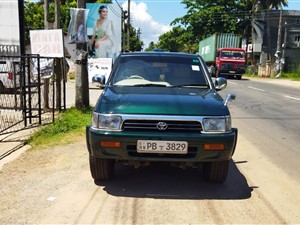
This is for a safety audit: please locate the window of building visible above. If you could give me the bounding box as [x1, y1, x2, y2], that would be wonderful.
[294, 35, 300, 42]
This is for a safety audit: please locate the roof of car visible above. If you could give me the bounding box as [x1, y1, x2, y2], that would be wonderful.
[120, 51, 198, 58]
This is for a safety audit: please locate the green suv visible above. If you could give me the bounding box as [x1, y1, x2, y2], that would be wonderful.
[86, 52, 237, 183]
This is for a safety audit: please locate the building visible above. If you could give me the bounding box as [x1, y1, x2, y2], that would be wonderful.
[250, 10, 300, 75]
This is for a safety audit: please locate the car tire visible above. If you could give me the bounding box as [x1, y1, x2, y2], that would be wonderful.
[89, 154, 115, 181]
[236, 75, 242, 80]
[203, 160, 229, 183]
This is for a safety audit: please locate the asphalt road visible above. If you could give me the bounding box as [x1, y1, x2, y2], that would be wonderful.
[0, 77, 300, 224]
[221, 77, 300, 183]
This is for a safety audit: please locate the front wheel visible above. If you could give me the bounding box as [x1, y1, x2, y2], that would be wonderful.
[203, 160, 229, 183]
[89, 154, 115, 181]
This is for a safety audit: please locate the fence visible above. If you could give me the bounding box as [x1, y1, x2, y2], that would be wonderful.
[0, 55, 66, 134]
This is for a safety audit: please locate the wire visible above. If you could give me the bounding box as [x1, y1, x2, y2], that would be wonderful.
[108, 4, 122, 18]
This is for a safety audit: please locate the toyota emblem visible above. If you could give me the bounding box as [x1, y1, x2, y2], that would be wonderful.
[157, 122, 168, 130]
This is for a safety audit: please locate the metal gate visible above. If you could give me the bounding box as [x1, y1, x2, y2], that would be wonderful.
[0, 55, 66, 134]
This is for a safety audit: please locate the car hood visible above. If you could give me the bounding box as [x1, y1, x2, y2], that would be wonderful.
[95, 86, 230, 116]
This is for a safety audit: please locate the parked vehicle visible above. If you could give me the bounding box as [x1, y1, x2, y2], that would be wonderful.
[0, 60, 21, 93]
[198, 33, 246, 80]
[86, 52, 238, 183]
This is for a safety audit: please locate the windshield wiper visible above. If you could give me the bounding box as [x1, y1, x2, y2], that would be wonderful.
[170, 84, 209, 88]
[133, 83, 167, 87]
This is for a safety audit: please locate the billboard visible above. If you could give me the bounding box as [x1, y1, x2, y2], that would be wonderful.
[86, 3, 121, 60]
[0, 0, 20, 56]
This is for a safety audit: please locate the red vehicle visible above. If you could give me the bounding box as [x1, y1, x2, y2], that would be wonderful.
[215, 47, 246, 80]
[199, 33, 246, 80]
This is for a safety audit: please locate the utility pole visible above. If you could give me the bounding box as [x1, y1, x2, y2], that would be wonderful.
[276, 9, 283, 53]
[282, 21, 288, 60]
[75, 0, 89, 109]
[43, 0, 50, 110]
[275, 9, 283, 78]
[122, 10, 127, 51]
[54, 0, 62, 110]
[126, 0, 131, 51]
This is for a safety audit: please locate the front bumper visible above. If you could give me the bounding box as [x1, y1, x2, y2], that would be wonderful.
[86, 126, 238, 162]
[219, 69, 245, 76]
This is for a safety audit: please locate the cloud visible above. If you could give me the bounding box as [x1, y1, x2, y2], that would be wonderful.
[122, 1, 171, 48]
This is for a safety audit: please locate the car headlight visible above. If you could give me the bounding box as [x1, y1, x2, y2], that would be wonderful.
[202, 116, 231, 133]
[92, 113, 122, 130]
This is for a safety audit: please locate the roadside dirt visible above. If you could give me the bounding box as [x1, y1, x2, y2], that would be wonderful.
[1, 132, 300, 224]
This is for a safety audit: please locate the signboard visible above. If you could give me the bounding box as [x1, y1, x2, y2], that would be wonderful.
[88, 57, 112, 83]
[30, 29, 64, 58]
[0, 0, 20, 56]
[86, 3, 121, 61]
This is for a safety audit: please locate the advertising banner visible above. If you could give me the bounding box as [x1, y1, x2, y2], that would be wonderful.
[67, 8, 90, 44]
[88, 57, 112, 84]
[30, 29, 64, 58]
[86, 3, 122, 61]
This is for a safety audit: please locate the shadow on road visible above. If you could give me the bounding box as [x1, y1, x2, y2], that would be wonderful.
[96, 160, 253, 200]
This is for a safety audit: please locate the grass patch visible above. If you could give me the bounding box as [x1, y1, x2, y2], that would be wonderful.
[280, 72, 300, 81]
[27, 107, 93, 149]
[245, 66, 300, 81]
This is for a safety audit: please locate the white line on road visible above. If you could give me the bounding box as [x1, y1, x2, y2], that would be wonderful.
[228, 81, 239, 85]
[284, 95, 300, 101]
[248, 86, 265, 92]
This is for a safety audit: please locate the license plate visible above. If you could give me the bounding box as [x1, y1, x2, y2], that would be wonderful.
[137, 140, 188, 154]
[229, 71, 236, 74]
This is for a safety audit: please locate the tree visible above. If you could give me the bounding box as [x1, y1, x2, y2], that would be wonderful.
[24, 0, 76, 43]
[155, 26, 196, 52]
[172, 0, 247, 44]
[144, 41, 156, 52]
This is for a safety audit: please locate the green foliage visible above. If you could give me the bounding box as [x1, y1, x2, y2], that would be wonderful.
[281, 69, 300, 81]
[24, 0, 77, 43]
[156, 0, 290, 54]
[144, 42, 157, 52]
[124, 25, 143, 51]
[156, 26, 186, 52]
[27, 107, 93, 148]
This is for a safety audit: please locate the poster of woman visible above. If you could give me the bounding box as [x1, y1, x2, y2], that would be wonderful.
[86, 3, 121, 61]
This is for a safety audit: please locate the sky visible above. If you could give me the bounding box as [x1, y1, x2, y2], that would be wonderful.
[118, 0, 300, 49]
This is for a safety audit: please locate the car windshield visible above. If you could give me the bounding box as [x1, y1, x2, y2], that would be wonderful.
[111, 55, 209, 88]
[220, 50, 245, 59]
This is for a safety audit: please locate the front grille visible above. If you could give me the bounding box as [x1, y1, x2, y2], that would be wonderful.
[221, 63, 234, 70]
[122, 119, 202, 133]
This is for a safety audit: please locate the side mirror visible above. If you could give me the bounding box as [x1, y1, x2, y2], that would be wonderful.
[215, 77, 227, 91]
[224, 93, 236, 106]
[92, 74, 105, 88]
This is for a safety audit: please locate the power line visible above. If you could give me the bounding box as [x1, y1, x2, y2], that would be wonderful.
[108, 4, 122, 18]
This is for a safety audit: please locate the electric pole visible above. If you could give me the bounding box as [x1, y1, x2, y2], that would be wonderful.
[276, 9, 283, 53]
[127, 0, 130, 51]
[75, 0, 89, 109]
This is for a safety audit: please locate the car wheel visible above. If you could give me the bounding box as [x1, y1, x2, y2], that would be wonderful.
[236, 75, 242, 80]
[203, 160, 229, 183]
[89, 154, 115, 181]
